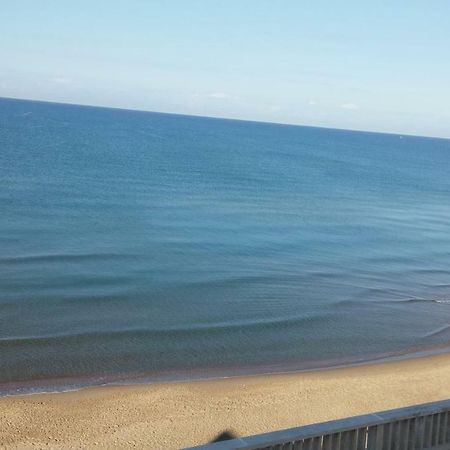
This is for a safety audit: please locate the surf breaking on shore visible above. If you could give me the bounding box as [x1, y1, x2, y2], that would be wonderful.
[2, 341, 450, 398]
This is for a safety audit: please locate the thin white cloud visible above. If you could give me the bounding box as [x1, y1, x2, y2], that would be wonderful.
[308, 100, 318, 106]
[50, 77, 72, 84]
[208, 92, 229, 99]
[341, 102, 359, 110]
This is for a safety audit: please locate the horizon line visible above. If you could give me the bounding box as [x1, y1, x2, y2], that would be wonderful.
[1, 95, 448, 141]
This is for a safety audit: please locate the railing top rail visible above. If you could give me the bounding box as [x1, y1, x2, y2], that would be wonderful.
[186, 399, 450, 449]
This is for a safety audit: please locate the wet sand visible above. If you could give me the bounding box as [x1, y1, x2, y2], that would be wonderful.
[1, 353, 450, 449]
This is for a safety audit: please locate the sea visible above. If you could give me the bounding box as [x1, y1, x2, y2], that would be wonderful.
[1, 97, 450, 395]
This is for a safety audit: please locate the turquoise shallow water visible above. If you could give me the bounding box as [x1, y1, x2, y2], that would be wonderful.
[1, 97, 450, 394]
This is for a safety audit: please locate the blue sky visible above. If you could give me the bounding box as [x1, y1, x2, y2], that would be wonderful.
[1, 1, 449, 137]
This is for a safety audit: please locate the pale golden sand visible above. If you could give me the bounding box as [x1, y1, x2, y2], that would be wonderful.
[1, 353, 450, 449]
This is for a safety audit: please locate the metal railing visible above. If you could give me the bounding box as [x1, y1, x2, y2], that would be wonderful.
[187, 399, 450, 450]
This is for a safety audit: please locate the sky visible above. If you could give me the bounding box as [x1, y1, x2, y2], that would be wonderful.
[1, 1, 449, 138]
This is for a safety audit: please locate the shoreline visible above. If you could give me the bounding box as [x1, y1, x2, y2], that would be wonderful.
[1, 341, 450, 398]
[1, 352, 450, 449]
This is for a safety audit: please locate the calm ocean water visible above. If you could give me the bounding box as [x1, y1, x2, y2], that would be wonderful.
[1, 97, 450, 394]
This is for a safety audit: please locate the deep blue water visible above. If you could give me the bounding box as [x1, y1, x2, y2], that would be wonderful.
[1, 97, 450, 393]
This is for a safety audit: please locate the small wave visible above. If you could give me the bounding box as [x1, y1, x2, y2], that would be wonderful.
[180, 271, 341, 290]
[0, 313, 330, 347]
[423, 324, 450, 338]
[0, 253, 138, 265]
[412, 268, 450, 276]
[396, 298, 432, 304]
[384, 297, 450, 305]
[335, 297, 450, 308]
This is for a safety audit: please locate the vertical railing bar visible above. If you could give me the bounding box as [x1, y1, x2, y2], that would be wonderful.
[403, 418, 411, 450]
[410, 417, 418, 450]
[444, 412, 448, 444]
[389, 421, 394, 450]
[322, 435, 329, 450]
[424, 414, 432, 449]
[430, 413, 441, 447]
[382, 422, 392, 450]
[434, 412, 441, 446]
[350, 428, 358, 450]
[322, 434, 331, 450]
[393, 420, 401, 450]
[341, 430, 350, 450]
[377, 424, 384, 450]
[332, 432, 341, 450]
[430, 413, 436, 447]
[446, 411, 450, 443]
[367, 425, 380, 450]
[387, 421, 392, 450]
[440, 411, 447, 444]
[355, 427, 367, 450]
[316, 436, 323, 450]
[310, 436, 320, 450]
[368, 426, 375, 450]
[415, 415, 425, 450]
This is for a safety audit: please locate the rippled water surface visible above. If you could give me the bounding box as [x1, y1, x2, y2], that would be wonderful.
[1, 97, 450, 392]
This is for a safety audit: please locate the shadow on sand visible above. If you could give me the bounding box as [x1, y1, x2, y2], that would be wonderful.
[210, 431, 237, 442]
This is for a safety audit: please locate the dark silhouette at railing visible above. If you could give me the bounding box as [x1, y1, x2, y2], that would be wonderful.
[210, 431, 238, 443]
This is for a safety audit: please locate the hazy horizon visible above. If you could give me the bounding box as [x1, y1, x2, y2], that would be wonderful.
[3, 95, 449, 141]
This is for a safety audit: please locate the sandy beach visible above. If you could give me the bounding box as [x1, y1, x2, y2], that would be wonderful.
[0, 353, 450, 449]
